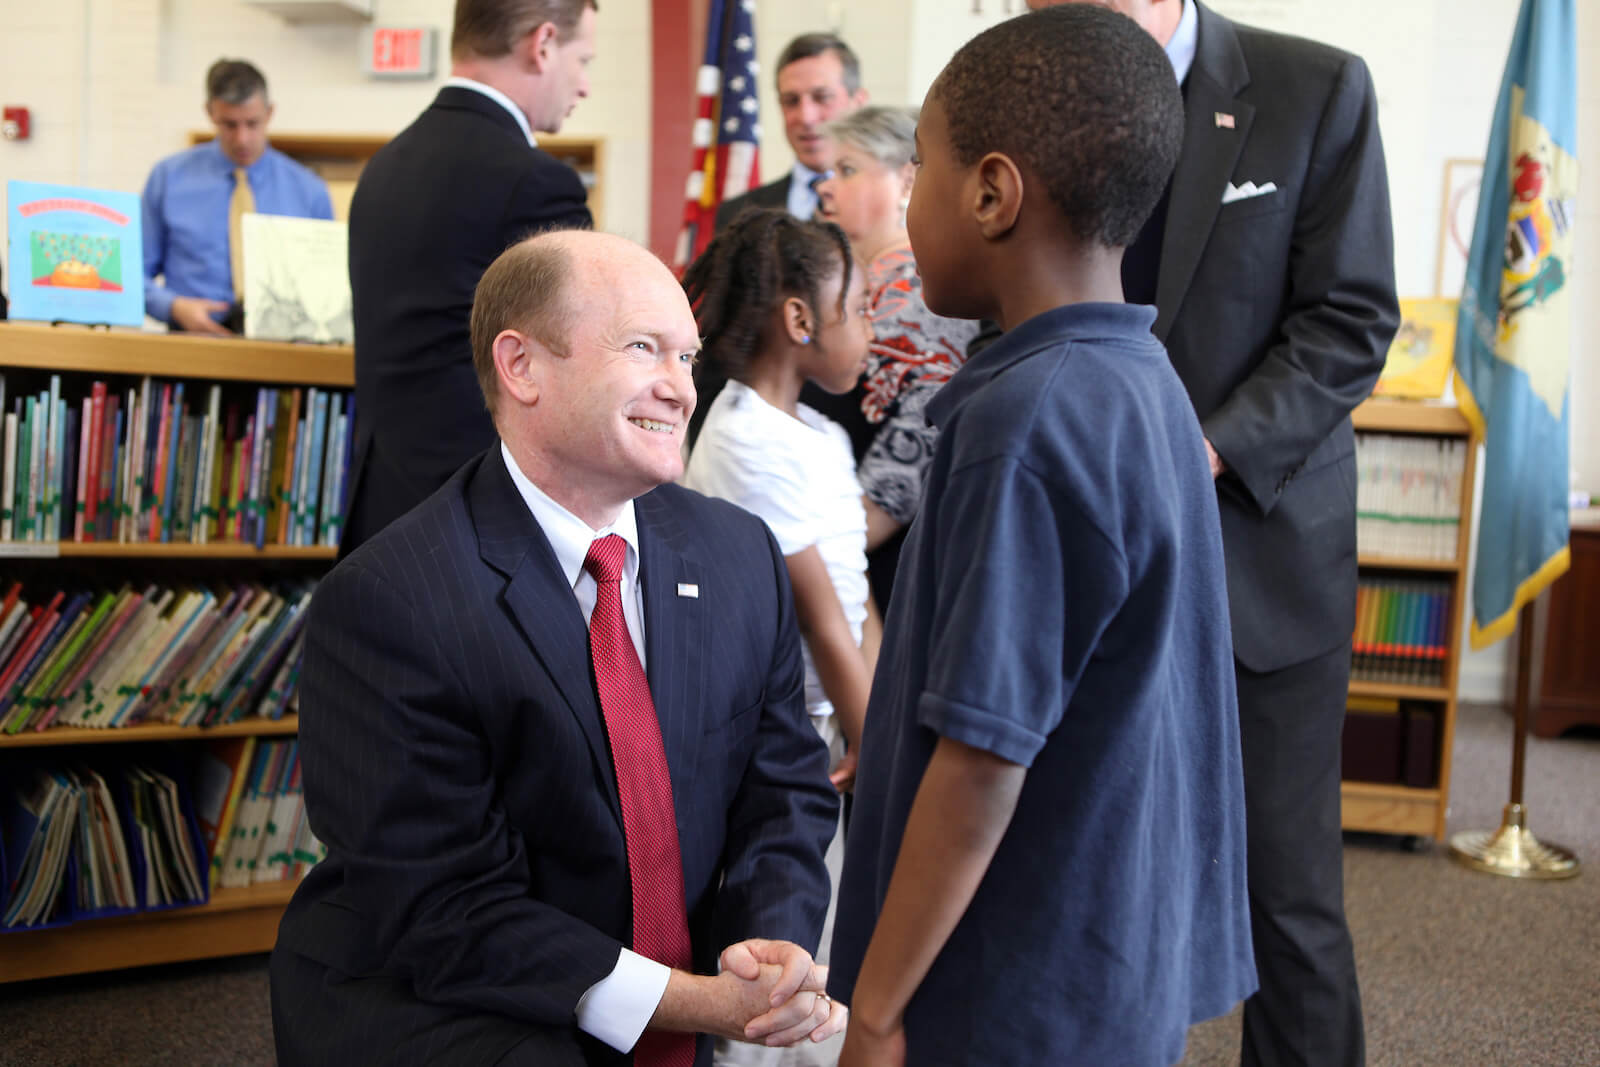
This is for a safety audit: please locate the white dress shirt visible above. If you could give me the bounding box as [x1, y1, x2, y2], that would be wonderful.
[445, 76, 538, 147]
[499, 443, 670, 1053]
[1166, 0, 1199, 84]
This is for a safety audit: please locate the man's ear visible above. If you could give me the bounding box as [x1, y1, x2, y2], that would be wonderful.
[525, 21, 560, 73]
[973, 151, 1023, 240]
[494, 329, 543, 407]
[782, 296, 813, 345]
[852, 88, 871, 108]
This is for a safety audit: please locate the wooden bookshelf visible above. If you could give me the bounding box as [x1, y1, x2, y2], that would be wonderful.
[187, 130, 608, 227]
[1, 331, 340, 982]
[0, 321, 353, 387]
[1343, 397, 1478, 840]
[0, 715, 300, 750]
[0, 880, 299, 983]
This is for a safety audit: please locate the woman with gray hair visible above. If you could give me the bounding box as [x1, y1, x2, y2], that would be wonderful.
[814, 105, 979, 611]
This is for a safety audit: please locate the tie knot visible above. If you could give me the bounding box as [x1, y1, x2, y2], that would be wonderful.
[808, 171, 831, 193]
[584, 534, 628, 584]
[234, 167, 248, 184]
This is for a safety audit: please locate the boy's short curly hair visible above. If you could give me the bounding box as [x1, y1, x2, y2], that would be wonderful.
[930, 4, 1184, 248]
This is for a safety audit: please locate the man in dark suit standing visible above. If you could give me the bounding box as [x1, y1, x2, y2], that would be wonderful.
[272, 230, 845, 1065]
[1025, 2, 1398, 1064]
[341, 0, 597, 555]
[713, 34, 868, 231]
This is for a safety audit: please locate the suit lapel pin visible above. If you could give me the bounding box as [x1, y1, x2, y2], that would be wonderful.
[677, 582, 700, 599]
[1214, 112, 1236, 129]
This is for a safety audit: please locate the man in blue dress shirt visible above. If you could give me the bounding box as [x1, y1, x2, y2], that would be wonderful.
[141, 59, 332, 335]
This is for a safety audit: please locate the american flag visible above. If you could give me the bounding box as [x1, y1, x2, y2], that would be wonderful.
[673, 0, 761, 271]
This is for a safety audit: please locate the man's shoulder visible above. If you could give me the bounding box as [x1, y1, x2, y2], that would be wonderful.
[644, 482, 778, 551]
[263, 145, 326, 184]
[715, 175, 790, 226]
[1216, 6, 1363, 85]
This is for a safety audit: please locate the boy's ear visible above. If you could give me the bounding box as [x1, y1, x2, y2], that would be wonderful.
[973, 151, 1023, 240]
[782, 296, 813, 345]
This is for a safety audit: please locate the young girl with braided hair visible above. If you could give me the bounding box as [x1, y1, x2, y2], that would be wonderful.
[682, 210, 875, 1066]
[683, 208, 876, 800]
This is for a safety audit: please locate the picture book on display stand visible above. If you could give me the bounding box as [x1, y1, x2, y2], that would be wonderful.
[5, 181, 145, 328]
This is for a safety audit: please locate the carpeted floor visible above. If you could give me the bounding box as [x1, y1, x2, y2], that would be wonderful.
[1, 702, 1595, 1066]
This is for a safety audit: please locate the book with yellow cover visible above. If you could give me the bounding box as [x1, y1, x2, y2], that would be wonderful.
[1374, 298, 1456, 399]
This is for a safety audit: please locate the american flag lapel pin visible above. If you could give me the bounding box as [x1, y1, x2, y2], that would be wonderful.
[677, 582, 700, 599]
[1214, 112, 1236, 129]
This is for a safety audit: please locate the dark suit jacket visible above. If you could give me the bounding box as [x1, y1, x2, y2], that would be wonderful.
[713, 174, 790, 231]
[1155, 3, 1398, 672]
[273, 448, 838, 1066]
[342, 88, 592, 554]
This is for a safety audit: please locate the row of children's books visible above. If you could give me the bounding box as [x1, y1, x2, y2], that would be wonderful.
[0, 578, 314, 735]
[1353, 431, 1468, 562]
[0, 373, 354, 548]
[1350, 577, 1452, 687]
[1, 757, 206, 929]
[197, 738, 320, 891]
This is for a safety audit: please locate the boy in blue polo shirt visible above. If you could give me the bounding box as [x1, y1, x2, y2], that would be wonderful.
[826, 7, 1257, 1065]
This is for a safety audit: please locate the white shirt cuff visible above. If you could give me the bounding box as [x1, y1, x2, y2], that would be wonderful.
[574, 948, 673, 1053]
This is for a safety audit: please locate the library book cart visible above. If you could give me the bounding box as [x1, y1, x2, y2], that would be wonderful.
[1342, 397, 1478, 844]
[0, 321, 350, 982]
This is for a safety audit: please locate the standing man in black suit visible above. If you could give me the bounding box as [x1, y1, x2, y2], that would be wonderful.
[272, 230, 845, 1065]
[341, 0, 597, 555]
[713, 34, 868, 231]
[1026, 2, 1398, 1064]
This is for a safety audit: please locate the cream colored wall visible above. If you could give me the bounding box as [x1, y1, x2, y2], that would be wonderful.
[0, 0, 652, 252]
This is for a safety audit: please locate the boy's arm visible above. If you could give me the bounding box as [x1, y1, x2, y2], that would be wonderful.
[841, 736, 1026, 1057]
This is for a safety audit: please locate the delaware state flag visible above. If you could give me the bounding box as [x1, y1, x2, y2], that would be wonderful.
[1453, 0, 1578, 648]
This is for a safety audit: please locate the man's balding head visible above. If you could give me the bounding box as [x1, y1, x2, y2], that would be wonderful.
[472, 230, 701, 526]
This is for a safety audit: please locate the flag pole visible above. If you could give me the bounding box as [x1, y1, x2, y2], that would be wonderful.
[1447, 600, 1579, 878]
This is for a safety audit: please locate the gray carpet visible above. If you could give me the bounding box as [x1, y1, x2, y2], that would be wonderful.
[1, 702, 1595, 1066]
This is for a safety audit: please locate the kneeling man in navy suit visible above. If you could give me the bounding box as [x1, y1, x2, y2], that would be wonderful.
[271, 230, 844, 1066]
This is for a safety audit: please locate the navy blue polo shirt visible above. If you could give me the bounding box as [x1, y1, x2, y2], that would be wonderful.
[829, 303, 1257, 1066]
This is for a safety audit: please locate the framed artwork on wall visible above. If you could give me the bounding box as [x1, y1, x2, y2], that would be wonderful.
[1435, 158, 1483, 299]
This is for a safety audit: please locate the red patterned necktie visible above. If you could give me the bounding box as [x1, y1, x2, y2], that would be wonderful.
[584, 534, 696, 1067]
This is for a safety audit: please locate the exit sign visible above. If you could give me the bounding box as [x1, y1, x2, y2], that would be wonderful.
[365, 27, 436, 78]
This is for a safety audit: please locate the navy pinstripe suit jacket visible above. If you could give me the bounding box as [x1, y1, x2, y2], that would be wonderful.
[273, 447, 837, 1064]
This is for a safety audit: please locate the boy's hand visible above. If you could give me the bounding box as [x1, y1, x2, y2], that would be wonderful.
[838, 1018, 905, 1067]
[1205, 438, 1225, 478]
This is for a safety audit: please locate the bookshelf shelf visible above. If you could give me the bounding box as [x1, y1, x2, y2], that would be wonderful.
[1347, 680, 1454, 702]
[186, 129, 608, 228]
[1340, 781, 1443, 837]
[1, 331, 341, 982]
[0, 714, 299, 749]
[0, 541, 337, 560]
[1342, 397, 1477, 841]
[0, 322, 354, 387]
[1356, 554, 1460, 572]
[0, 880, 300, 983]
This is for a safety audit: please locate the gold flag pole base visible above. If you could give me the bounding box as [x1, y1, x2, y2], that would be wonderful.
[1448, 803, 1580, 880]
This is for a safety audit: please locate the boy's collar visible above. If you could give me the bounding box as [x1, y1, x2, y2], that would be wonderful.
[928, 303, 1158, 429]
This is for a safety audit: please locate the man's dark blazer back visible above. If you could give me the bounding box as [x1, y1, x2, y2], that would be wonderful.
[1154, 3, 1398, 673]
[343, 88, 592, 554]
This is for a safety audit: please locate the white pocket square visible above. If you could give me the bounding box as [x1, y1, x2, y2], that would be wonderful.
[1221, 180, 1278, 204]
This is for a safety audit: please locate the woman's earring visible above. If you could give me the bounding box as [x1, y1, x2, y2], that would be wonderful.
[800, 333, 812, 344]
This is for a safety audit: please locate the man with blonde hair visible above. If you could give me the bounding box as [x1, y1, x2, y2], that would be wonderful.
[274, 230, 845, 1065]
[342, 0, 599, 555]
